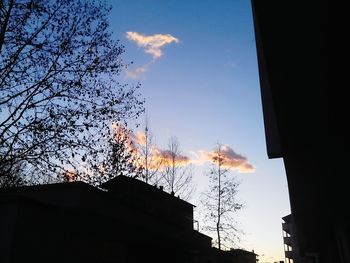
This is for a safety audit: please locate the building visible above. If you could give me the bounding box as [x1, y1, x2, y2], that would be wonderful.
[212, 248, 258, 263]
[282, 214, 298, 263]
[251, 1, 348, 263]
[0, 176, 256, 263]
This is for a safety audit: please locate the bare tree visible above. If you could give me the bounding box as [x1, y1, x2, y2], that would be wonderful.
[161, 136, 195, 200]
[57, 169, 78, 183]
[0, 0, 144, 184]
[201, 143, 243, 250]
[0, 159, 26, 188]
[55, 124, 142, 185]
[135, 119, 163, 185]
[94, 124, 141, 184]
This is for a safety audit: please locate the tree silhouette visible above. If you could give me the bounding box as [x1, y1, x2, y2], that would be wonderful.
[161, 136, 195, 200]
[92, 124, 141, 185]
[135, 119, 163, 185]
[0, 159, 26, 188]
[201, 143, 243, 250]
[0, 0, 144, 184]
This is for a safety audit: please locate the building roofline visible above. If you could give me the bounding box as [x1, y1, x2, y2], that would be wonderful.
[100, 175, 196, 207]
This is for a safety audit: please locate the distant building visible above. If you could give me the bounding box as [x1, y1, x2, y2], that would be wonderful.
[0, 176, 256, 263]
[282, 214, 298, 263]
[210, 248, 258, 263]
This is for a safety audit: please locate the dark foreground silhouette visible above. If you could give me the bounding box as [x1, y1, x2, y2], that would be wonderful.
[252, 1, 346, 263]
[0, 176, 256, 263]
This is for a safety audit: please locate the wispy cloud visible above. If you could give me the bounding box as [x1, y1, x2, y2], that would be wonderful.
[111, 126, 189, 170]
[125, 60, 154, 79]
[153, 149, 190, 167]
[125, 63, 149, 79]
[194, 145, 255, 173]
[126, 32, 179, 59]
[132, 132, 254, 173]
[125, 31, 179, 79]
[132, 131, 190, 169]
[111, 126, 254, 173]
[111, 122, 138, 152]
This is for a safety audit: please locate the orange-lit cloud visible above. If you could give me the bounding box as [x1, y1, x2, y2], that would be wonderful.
[111, 122, 137, 153]
[125, 32, 179, 79]
[193, 145, 255, 173]
[135, 131, 147, 146]
[126, 32, 179, 59]
[152, 149, 190, 168]
[131, 131, 190, 170]
[110, 125, 254, 173]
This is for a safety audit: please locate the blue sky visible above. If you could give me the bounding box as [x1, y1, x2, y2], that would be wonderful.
[108, 1, 290, 262]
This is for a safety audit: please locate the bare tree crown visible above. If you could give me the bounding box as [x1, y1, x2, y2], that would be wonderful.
[0, 0, 144, 184]
[201, 143, 243, 249]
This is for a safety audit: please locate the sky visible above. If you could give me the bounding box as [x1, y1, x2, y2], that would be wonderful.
[108, 1, 291, 262]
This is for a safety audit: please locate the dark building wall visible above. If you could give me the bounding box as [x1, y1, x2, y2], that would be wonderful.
[0, 181, 212, 263]
[251, 1, 347, 263]
[1, 177, 259, 263]
[208, 248, 257, 263]
[101, 176, 194, 230]
[0, 197, 195, 263]
[0, 203, 18, 263]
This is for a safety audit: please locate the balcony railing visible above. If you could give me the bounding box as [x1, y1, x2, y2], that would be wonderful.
[285, 250, 293, 259]
[284, 236, 292, 246]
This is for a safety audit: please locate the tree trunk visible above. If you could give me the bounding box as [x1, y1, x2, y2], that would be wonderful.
[217, 158, 221, 250]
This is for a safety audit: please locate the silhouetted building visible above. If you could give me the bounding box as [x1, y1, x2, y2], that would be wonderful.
[101, 176, 195, 231]
[282, 214, 299, 263]
[210, 248, 258, 263]
[251, 1, 346, 263]
[0, 176, 256, 263]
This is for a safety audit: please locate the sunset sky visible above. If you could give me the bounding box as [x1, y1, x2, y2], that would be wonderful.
[108, 0, 290, 262]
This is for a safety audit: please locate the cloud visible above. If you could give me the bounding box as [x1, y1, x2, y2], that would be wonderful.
[110, 126, 254, 173]
[134, 131, 147, 146]
[125, 64, 149, 79]
[194, 145, 255, 173]
[153, 149, 190, 167]
[111, 126, 190, 170]
[132, 131, 190, 169]
[125, 60, 154, 79]
[125, 31, 179, 79]
[126, 31, 179, 59]
[111, 122, 138, 153]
